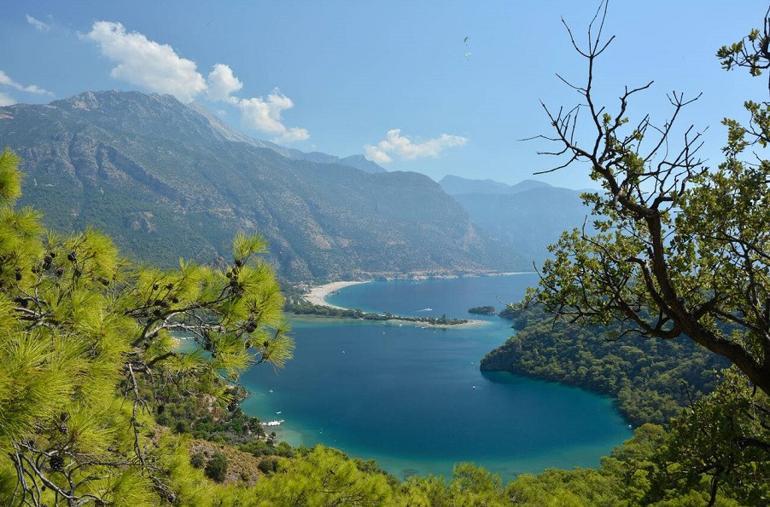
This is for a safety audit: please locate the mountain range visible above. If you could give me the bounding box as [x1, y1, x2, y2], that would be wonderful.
[0, 91, 522, 281]
[439, 174, 592, 265]
[438, 175, 551, 196]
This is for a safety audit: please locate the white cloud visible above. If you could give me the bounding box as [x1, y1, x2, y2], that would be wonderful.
[206, 64, 242, 101]
[0, 92, 16, 107]
[364, 146, 393, 164]
[364, 129, 467, 163]
[83, 21, 309, 143]
[0, 70, 53, 96]
[13, 19, 311, 141]
[209, 65, 309, 143]
[83, 21, 207, 103]
[235, 89, 310, 142]
[25, 14, 50, 32]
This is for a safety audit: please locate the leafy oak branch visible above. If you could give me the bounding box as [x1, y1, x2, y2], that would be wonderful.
[529, 1, 770, 397]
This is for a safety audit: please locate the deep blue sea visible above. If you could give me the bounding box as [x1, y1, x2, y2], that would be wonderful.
[241, 274, 632, 480]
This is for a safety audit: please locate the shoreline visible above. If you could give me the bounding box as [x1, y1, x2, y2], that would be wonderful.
[401, 270, 534, 281]
[299, 279, 492, 329]
[289, 313, 490, 330]
[304, 280, 370, 309]
[302, 271, 535, 308]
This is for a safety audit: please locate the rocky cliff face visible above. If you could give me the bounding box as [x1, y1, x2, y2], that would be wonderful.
[0, 91, 521, 280]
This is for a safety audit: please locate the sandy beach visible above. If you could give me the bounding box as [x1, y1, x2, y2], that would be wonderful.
[301, 280, 490, 329]
[304, 280, 370, 309]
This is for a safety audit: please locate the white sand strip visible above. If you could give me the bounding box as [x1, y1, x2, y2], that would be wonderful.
[304, 281, 370, 309]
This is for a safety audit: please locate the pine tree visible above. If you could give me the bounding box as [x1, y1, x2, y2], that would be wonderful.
[0, 149, 293, 505]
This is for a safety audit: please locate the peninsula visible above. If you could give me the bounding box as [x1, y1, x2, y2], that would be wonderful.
[289, 281, 485, 328]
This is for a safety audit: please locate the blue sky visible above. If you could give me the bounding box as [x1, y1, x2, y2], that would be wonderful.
[1, 1, 768, 189]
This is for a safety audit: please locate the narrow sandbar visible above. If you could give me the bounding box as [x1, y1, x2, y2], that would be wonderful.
[304, 280, 370, 309]
[301, 280, 490, 329]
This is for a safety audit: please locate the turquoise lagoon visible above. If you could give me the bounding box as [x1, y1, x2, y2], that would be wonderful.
[241, 274, 631, 480]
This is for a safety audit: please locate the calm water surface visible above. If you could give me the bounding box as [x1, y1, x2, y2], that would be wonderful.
[241, 274, 631, 479]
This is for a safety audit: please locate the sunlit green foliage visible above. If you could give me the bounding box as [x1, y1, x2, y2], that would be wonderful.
[516, 5, 770, 504]
[653, 369, 770, 505]
[143, 406, 763, 506]
[2, 5, 770, 504]
[532, 1, 770, 400]
[0, 149, 292, 505]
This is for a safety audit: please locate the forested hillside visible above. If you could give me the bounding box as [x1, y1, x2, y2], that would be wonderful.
[0, 91, 521, 281]
[482, 305, 727, 425]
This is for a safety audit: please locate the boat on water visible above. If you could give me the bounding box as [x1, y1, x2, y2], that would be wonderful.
[262, 419, 285, 427]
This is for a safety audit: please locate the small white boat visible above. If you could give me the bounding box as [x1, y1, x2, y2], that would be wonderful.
[262, 419, 284, 427]
[417, 308, 433, 312]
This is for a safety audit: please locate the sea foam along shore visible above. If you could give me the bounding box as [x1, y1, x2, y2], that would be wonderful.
[303, 280, 370, 309]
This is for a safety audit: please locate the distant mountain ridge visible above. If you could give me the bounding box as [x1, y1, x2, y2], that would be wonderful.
[440, 174, 560, 196]
[439, 174, 592, 266]
[168, 101, 386, 173]
[0, 91, 520, 280]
